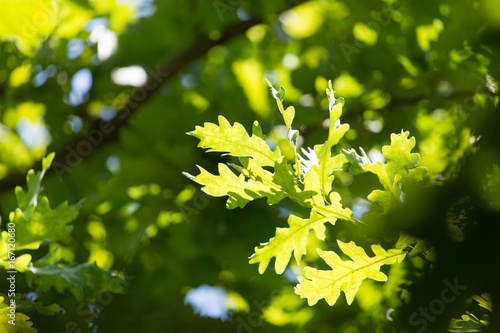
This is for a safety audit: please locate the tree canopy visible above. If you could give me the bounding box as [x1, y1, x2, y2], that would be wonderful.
[0, 0, 499, 332]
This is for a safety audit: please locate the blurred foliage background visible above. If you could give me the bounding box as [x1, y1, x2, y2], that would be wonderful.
[0, 0, 499, 332]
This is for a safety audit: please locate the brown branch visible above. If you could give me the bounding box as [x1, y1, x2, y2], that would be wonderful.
[0, 17, 261, 191]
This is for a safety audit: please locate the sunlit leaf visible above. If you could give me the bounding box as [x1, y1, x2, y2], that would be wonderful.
[309, 101, 349, 200]
[189, 116, 281, 167]
[295, 241, 406, 306]
[360, 131, 427, 212]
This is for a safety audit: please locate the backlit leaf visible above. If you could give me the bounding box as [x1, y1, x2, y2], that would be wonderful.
[295, 241, 405, 306]
[361, 131, 427, 212]
[189, 116, 281, 167]
[189, 163, 282, 209]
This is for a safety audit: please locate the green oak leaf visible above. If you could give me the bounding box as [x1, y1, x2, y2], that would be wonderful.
[250, 170, 353, 275]
[1, 153, 81, 260]
[362, 167, 402, 212]
[188, 163, 285, 209]
[0, 297, 37, 332]
[28, 262, 124, 302]
[15, 152, 54, 220]
[361, 131, 427, 212]
[302, 168, 353, 222]
[314, 192, 354, 223]
[15, 299, 61, 316]
[0, 253, 32, 272]
[188, 116, 281, 167]
[383, 131, 424, 179]
[249, 210, 331, 274]
[238, 157, 298, 206]
[9, 197, 81, 250]
[272, 157, 313, 204]
[311, 102, 349, 200]
[295, 241, 406, 306]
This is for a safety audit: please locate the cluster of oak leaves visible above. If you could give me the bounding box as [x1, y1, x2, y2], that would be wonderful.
[0, 154, 124, 330]
[186, 80, 428, 307]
